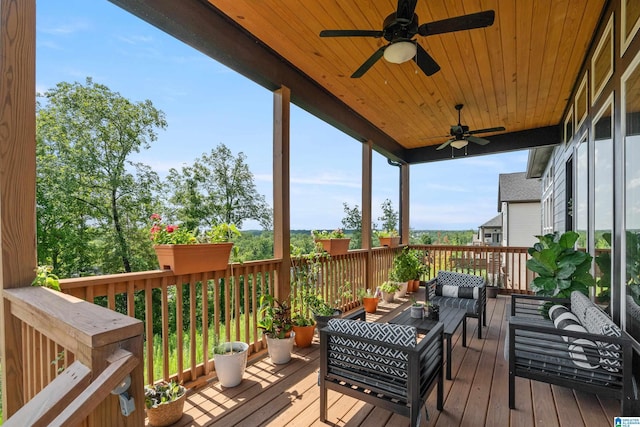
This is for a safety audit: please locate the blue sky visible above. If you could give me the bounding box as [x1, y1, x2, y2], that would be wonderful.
[36, 0, 528, 231]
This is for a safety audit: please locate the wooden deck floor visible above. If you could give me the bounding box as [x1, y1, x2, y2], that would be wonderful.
[168, 293, 620, 427]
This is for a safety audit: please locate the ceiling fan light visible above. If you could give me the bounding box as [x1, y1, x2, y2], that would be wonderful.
[383, 41, 417, 64]
[450, 139, 468, 149]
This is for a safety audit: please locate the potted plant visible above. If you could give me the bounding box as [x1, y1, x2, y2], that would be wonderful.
[426, 301, 439, 320]
[150, 214, 240, 275]
[257, 294, 295, 364]
[144, 380, 187, 427]
[410, 297, 424, 318]
[379, 281, 400, 303]
[291, 312, 316, 348]
[312, 228, 350, 255]
[212, 335, 249, 388]
[31, 265, 60, 291]
[389, 247, 415, 297]
[304, 293, 342, 331]
[376, 229, 400, 247]
[526, 231, 596, 298]
[358, 287, 380, 313]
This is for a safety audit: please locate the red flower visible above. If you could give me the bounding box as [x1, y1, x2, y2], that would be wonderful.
[166, 225, 178, 233]
[150, 213, 162, 221]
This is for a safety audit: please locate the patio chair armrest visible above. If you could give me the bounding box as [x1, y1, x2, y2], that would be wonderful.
[510, 293, 570, 318]
[424, 278, 437, 302]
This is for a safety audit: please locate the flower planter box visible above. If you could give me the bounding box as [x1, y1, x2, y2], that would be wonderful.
[315, 238, 350, 256]
[379, 236, 400, 247]
[154, 243, 233, 275]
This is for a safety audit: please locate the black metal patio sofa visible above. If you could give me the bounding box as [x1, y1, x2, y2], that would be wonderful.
[508, 291, 637, 415]
[319, 318, 443, 426]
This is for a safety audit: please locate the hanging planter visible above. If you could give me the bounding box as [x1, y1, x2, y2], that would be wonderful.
[314, 238, 351, 256]
[153, 243, 233, 275]
[379, 236, 401, 247]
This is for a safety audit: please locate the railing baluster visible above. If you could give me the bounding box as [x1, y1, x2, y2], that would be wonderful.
[189, 273, 197, 381]
[144, 278, 154, 385]
[161, 276, 169, 381]
[176, 279, 184, 383]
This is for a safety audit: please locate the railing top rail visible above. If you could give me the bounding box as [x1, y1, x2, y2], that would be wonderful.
[4, 287, 143, 349]
[59, 258, 283, 289]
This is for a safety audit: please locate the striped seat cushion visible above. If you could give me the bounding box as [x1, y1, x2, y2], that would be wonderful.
[326, 319, 416, 395]
[549, 304, 599, 369]
[431, 295, 479, 314]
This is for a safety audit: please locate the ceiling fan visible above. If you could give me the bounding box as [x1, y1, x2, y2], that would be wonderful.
[436, 104, 505, 150]
[319, 0, 495, 78]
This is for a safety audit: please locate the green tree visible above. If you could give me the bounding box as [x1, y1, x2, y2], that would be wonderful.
[166, 144, 272, 230]
[341, 202, 363, 248]
[378, 198, 399, 232]
[36, 77, 166, 274]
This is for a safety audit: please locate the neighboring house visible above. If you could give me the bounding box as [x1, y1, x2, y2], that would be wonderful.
[497, 172, 542, 247]
[477, 214, 502, 246]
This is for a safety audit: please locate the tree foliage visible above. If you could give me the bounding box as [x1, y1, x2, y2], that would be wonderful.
[36, 77, 166, 274]
[378, 198, 398, 232]
[166, 144, 272, 230]
[341, 202, 362, 248]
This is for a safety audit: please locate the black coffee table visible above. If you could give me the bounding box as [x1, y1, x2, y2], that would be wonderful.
[389, 306, 467, 380]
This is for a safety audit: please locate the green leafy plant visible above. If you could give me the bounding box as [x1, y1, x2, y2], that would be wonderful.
[291, 312, 315, 327]
[257, 294, 292, 339]
[206, 223, 241, 243]
[144, 380, 185, 409]
[311, 228, 345, 239]
[389, 247, 419, 282]
[31, 265, 60, 291]
[150, 213, 240, 245]
[376, 229, 399, 238]
[526, 231, 595, 298]
[379, 281, 400, 293]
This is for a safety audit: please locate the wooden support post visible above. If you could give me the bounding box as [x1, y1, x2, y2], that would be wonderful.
[273, 86, 291, 300]
[362, 141, 373, 290]
[400, 163, 410, 245]
[0, 0, 37, 417]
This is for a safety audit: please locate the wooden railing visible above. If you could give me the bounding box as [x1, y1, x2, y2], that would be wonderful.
[414, 244, 534, 293]
[52, 244, 531, 395]
[2, 287, 144, 426]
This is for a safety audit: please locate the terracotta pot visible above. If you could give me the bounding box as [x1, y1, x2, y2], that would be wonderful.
[408, 279, 419, 292]
[379, 236, 400, 247]
[362, 297, 378, 313]
[315, 238, 351, 255]
[292, 324, 316, 348]
[153, 243, 233, 275]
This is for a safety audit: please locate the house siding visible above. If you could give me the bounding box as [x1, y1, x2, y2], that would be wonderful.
[504, 202, 541, 247]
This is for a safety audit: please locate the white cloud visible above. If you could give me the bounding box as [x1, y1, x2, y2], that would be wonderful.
[39, 21, 90, 36]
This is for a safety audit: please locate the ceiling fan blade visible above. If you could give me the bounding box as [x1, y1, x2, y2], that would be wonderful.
[436, 139, 454, 150]
[467, 135, 490, 145]
[351, 45, 387, 78]
[468, 126, 506, 135]
[320, 29, 384, 38]
[414, 43, 440, 76]
[418, 10, 496, 37]
[396, 0, 419, 22]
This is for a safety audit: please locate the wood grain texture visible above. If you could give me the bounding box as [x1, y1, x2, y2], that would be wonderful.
[207, 0, 604, 149]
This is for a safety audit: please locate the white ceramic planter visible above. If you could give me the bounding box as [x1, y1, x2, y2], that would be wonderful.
[213, 341, 249, 387]
[382, 291, 395, 303]
[395, 281, 408, 298]
[265, 332, 296, 364]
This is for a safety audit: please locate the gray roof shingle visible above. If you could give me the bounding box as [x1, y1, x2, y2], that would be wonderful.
[498, 172, 541, 211]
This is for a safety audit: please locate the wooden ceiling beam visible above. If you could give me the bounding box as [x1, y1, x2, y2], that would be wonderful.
[107, 0, 407, 161]
[406, 125, 561, 164]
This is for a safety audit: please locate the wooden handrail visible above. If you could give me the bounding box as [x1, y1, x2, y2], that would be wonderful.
[51, 349, 138, 426]
[2, 287, 145, 425]
[3, 361, 91, 427]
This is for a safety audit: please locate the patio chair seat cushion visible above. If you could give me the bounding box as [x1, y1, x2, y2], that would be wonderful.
[430, 295, 479, 315]
[325, 319, 417, 393]
[513, 330, 617, 385]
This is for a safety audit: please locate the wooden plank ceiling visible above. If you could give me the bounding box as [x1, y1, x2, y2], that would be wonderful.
[208, 0, 605, 152]
[108, 0, 605, 162]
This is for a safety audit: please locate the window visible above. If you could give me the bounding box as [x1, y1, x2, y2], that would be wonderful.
[593, 95, 613, 308]
[591, 14, 613, 105]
